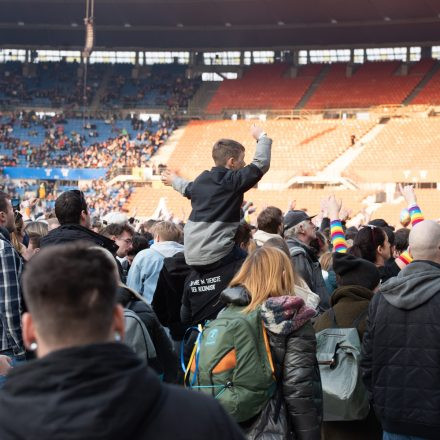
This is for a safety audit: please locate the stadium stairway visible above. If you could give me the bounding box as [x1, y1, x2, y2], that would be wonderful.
[90, 65, 114, 110]
[188, 82, 221, 115]
[295, 65, 331, 109]
[315, 121, 388, 181]
[403, 61, 440, 105]
[149, 126, 187, 167]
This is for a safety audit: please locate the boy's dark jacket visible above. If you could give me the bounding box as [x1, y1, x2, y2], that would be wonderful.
[172, 135, 272, 266]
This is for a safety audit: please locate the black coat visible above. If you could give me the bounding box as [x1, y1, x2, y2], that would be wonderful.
[221, 287, 322, 440]
[0, 343, 245, 440]
[180, 258, 243, 327]
[40, 223, 118, 255]
[152, 251, 191, 341]
[118, 286, 178, 383]
[361, 260, 440, 440]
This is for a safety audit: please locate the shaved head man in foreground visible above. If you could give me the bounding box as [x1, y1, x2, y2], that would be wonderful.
[361, 220, 440, 440]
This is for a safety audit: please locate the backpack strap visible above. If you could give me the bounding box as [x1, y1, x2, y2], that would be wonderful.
[352, 308, 369, 329]
[180, 324, 203, 387]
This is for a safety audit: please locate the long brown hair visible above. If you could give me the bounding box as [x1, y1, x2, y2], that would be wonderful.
[230, 247, 295, 312]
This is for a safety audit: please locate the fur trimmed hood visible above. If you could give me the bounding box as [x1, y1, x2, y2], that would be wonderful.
[221, 286, 315, 335]
[261, 295, 316, 335]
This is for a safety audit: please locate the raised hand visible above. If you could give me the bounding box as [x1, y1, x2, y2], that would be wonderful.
[398, 183, 417, 206]
[161, 169, 178, 186]
[327, 195, 343, 220]
[250, 124, 265, 140]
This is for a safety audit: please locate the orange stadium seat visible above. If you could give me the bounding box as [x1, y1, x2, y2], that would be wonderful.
[166, 119, 375, 185]
[205, 64, 322, 113]
[305, 60, 434, 109]
[411, 65, 440, 105]
[125, 185, 370, 222]
[345, 117, 440, 182]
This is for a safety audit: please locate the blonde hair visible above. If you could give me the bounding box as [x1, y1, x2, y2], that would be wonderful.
[230, 247, 294, 313]
[319, 252, 333, 272]
[25, 221, 49, 238]
[152, 221, 182, 242]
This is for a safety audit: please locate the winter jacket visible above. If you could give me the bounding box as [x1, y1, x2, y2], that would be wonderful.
[40, 223, 118, 254]
[117, 286, 178, 383]
[378, 258, 401, 283]
[0, 343, 245, 440]
[361, 260, 440, 440]
[313, 285, 374, 340]
[253, 230, 282, 247]
[221, 287, 322, 440]
[286, 237, 330, 312]
[152, 251, 191, 341]
[172, 135, 272, 266]
[127, 241, 184, 303]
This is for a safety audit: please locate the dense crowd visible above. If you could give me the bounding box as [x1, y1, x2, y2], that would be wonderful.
[0, 125, 437, 440]
[0, 110, 176, 169]
[0, 61, 201, 111]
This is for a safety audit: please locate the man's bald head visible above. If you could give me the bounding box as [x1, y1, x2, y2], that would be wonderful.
[409, 220, 440, 263]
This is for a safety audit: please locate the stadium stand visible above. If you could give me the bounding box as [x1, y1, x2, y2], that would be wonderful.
[411, 66, 440, 104]
[100, 64, 200, 110]
[125, 185, 370, 221]
[345, 117, 440, 182]
[205, 64, 322, 113]
[166, 119, 375, 184]
[305, 60, 434, 108]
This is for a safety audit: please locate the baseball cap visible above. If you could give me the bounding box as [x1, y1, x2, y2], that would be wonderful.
[284, 210, 316, 230]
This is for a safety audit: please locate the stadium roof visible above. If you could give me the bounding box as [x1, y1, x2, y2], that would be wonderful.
[1, 0, 440, 50]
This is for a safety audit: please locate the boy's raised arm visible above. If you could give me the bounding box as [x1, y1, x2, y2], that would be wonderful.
[250, 124, 271, 174]
[162, 169, 193, 199]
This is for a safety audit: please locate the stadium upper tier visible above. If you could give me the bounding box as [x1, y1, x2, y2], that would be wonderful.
[0, 62, 200, 110]
[166, 119, 375, 184]
[205, 64, 322, 113]
[205, 59, 438, 111]
[305, 60, 434, 108]
[2, 59, 440, 111]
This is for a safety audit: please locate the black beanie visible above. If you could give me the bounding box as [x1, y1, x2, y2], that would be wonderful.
[333, 252, 380, 291]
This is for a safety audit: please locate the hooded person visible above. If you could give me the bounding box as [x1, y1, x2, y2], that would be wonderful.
[361, 220, 440, 440]
[0, 242, 245, 440]
[313, 252, 380, 339]
[313, 252, 382, 440]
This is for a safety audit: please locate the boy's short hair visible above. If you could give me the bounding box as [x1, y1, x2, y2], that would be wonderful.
[152, 221, 182, 243]
[22, 243, 118, 345]
[212, 139, 245, 167]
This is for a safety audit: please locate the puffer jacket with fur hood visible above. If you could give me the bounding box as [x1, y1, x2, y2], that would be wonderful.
[221, 287, 322, 440]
